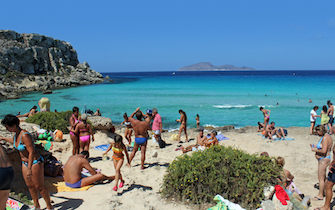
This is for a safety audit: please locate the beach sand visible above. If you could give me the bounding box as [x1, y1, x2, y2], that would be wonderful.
[37, 126, 326, 210]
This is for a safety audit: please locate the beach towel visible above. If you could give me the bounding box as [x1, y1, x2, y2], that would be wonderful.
[275, 185, 290, 205]
[35, 140, 53, 151]
[6, 197, 25, 210]
[208, 194, 245, 210]
[44, 177, 93, 192]
[94, 144, 110, 151]
[216, 134, 229, 141]
[273, 137, 294, 141]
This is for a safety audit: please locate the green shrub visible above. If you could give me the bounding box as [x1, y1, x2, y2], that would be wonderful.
[26, 111, 72, 134]
[161, 145, 281, 209]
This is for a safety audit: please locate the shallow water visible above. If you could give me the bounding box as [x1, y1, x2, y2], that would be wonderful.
[1, 70, 334, 130]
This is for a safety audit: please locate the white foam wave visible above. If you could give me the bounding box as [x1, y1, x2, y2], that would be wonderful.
[258, 105, 276, 108]
[213, 104, 252, 109]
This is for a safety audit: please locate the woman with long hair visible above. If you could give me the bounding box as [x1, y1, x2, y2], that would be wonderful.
[71, 114, 94, 153]
[176, 109, 188, 143]
[0, 114, 53, 210]
[121, 113, 133, 145]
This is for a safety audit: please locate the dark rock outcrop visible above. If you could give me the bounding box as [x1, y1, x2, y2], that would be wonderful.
[0, 30, 105, 99]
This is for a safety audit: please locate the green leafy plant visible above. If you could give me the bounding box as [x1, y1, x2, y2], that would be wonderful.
[161, 145, 281, 209]
[26, 111, 72, 134]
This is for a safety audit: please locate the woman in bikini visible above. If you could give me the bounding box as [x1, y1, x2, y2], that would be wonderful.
[69, 107, 80, 155]
[196, 114, 200, 128]
[71, 114, 94, 153]
[0, 114, 53, 210]
[260, 107, 271, 129]
[121, 113, 133, 145]
[204, 130, 219, 147]
[310, 125, 333, 201]
[16, 105, 38, 118]
[176, 109, 188, 143]
[103, 135, 130, 191]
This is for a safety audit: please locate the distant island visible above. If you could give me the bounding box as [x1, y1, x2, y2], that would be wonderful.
[178, 62, 255, 71]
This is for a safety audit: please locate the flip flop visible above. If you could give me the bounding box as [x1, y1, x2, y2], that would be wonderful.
[312, 196, 323, 201]
[175, 148, 181, 151]
[140, 166, 146, 170]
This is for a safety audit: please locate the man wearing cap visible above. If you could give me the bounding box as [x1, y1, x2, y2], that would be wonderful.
[152, 108, 163, 145]
[179, 126, 207, 153]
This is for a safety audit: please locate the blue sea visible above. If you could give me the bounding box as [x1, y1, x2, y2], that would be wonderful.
[1, 70, 334, 130]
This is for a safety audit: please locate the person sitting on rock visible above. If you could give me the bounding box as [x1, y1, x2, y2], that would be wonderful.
[93, 108, 101, 116]
[63, 151, 115, 188]
[276, 156, 303, 196]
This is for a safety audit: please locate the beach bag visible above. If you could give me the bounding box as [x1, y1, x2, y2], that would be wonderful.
[157, 136, 166, 148]
[283, 129, 288, 136]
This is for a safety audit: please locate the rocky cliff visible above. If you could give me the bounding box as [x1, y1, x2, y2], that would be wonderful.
[0, 30, 105, 99]
[178, 62, 255, 71]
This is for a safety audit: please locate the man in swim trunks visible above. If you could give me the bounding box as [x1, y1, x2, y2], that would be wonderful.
[128, 107, 152, 170]
[314, 143, 335, 210]
[63, 151, 115, 188]
[327, 101, 334, 135]
[260, 107, 271, 129]
[179, 126, 207, 153]
[0, 144, 14, 210]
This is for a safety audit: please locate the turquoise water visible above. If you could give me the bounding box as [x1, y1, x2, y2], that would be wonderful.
[1, 70, 334, 130]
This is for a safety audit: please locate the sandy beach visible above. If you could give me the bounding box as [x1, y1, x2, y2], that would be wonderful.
[26, 125, 326, 210]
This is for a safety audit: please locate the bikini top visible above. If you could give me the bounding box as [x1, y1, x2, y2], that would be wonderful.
[14, 132, 33, 152]
[317, 136, 324, 149]
[112, 145, 123, 154]
[124, 121, 131, 126]
[72, 114, 81, 124]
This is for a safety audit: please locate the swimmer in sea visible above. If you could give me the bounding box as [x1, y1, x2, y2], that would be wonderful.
[260, 107, 271, 129]
[121, 113, 133, 145]
[176, 109, 188, 143]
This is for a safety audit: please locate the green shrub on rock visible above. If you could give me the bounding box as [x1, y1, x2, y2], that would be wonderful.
[161, 145, 281, 209]
[26, 111, 72, 134]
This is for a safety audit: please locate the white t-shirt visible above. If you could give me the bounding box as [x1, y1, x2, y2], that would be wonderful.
[310, 110, 317, 122]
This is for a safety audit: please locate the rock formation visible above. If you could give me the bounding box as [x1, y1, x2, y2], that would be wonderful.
[0, 30, 105, 100]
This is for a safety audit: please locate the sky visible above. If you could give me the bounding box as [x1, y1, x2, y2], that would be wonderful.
[1, 0, 334, 72]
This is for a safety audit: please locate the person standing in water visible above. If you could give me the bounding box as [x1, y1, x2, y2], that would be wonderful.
[260, 107, 271, 129]
[196, 114, 200, 128]
[176, 109, 188, 143]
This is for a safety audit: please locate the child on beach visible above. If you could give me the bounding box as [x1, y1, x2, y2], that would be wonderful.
[276, 156, 302, 195]
[121, 113, 133, 145]
[103, 135, 130, 191]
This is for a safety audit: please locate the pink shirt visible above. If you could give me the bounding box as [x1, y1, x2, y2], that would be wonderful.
[152, 113, 162, 131]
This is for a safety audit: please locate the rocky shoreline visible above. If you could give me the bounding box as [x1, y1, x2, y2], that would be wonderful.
[0, 30, 107, 100]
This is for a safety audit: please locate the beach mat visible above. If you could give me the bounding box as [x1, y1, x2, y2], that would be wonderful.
[44, 177, 93, 192]
[93, 144, 110, 151]
[273, 137, 294, 141]
[35, 140, 53, 151]
[216, 134, 229, 141]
